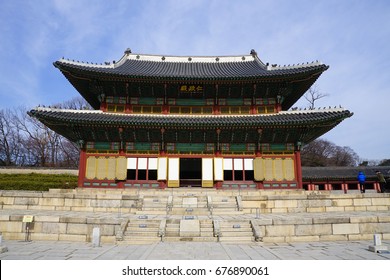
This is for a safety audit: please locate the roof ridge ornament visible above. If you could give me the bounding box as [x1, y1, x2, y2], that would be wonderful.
[124, 48, 132, 55]
[268, 59, 324, 71]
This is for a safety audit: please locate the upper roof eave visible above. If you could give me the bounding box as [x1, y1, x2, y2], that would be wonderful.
[54, 50, 328, 81]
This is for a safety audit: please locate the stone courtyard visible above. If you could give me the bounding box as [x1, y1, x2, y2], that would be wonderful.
[1, 239, 390, 260]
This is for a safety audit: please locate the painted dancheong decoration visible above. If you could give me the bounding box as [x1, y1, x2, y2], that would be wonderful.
[28, 49, 352, 189]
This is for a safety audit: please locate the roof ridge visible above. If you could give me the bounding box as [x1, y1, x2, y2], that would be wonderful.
[268, 60, 324, 71]
[33, 107, 101, 114]
[125, 53, 257, 64]
[283, 107, 349, 114]
[56, 49, 326, 70]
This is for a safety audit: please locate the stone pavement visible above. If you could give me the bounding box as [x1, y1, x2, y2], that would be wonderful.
[1, 239, 389, 260]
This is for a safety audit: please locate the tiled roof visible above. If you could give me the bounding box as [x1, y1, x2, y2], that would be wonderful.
[28, 107, 352, 129]
[302, 166, 390, 181]
[54, 50, 328, 80]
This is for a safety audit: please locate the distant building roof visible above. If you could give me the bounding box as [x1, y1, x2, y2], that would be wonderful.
[302, 166, 390, 181]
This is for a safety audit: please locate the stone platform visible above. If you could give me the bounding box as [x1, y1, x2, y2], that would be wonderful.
[0, 188, 389, 244]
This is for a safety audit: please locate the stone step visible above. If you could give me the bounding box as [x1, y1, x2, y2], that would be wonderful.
[166, 227, 180, 231]
[129, 220, 161, 225]
[165, 232, 180, 237]
[166, 222, 180, 226]
[218, 236, 254, 243]
[220, 223, 252, 228]
[211, 210, 241, 215]
[170, 210, 210, 215]
[163, 236, 217, 242]
[120, 236, 160, 244]
[220, 231, 254, 237]
[143, 198, 169, 201]
[166, 225, 180, 230]
[200, 232, 214, 237]
[126, 227, 159, 232]
[212, 199, 237, 203]
[142, 205, 167, 209]
[124, 231, 158, 237]
[135, 210, 167, 215]
[199, 224, 213, 228]
[220, 221, 251, 225]
[212, 205, 237, 209]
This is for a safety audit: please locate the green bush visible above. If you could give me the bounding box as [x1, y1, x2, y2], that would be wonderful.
[0, 173, 78, 191]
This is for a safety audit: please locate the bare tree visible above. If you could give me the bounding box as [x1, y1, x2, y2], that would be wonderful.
[14, 107, 53, 166]
[301, 139, 359, 167]
[378, 159, 390, 166]
[57, 137, 80, 167]
[0, 97, 88, 168]
[329, 146, 359, 166]
[0, 109, 24, 166]
[52, 96, 92, 110]
[301, 139, 335, 166]
[304, 86, 329, 109]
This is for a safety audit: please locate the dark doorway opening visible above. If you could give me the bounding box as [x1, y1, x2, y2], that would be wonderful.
[180, 158, 202, 187]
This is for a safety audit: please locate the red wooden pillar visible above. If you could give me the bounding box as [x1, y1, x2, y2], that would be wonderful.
[162, 105, 169, 114]
[78, 148, 87, 188]
[125, 104, 132, 113]
[118, 139, 125, 189]
[163, 83, 168, 114]
[374, 182, 380, 192]
[100, 101, 107, 112]
[276, 103, 282, 113]
[295, 150, 303, 189]
[213, 105, 220, 115]
[342, 183, 347, 193]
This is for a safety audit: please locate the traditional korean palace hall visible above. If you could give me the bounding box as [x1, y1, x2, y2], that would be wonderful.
[1, 53, 388, 245]
[29, 49, 353, 190]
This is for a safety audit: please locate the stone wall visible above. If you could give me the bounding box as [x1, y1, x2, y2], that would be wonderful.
[251, 214, 390, 243]
[0, 213, 122, 243]
[0, 189, 139, 213]
[242, 192, 390, 214]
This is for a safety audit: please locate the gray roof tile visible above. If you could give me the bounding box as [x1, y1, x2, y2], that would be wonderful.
[28, 108, 352, 129]
[54, 52, 328, 80]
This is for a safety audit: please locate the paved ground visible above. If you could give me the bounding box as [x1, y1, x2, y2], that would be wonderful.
[1, 239, 390, 260]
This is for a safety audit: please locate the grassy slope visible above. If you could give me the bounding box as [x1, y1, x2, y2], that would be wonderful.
[0, 173, 78, 191]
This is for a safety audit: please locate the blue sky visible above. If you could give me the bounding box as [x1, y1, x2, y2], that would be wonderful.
[0, 0, 389, 161]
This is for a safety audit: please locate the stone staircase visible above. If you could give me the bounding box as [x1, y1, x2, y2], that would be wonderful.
[121, 218, 161, 244]
[218, 220, 255, 243]
[165, 219, 180, 239]
[136, 195, 169, 215]
[118, 192, 246, 243]
[169, 195, 211, 216]
[209, 195, 242, 215]
[162, 219, 216, 242]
